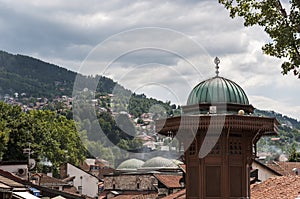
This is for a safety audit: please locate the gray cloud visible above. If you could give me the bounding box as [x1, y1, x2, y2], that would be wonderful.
[0, 0, 299, 119]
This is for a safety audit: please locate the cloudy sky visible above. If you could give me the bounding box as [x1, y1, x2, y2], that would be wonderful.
[0, 0, 299, 120]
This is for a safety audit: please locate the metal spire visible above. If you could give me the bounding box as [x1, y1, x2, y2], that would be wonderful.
[214, 57, 220, 76]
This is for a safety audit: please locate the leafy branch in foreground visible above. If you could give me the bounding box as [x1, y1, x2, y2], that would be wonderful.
[219, 0, 300, 78]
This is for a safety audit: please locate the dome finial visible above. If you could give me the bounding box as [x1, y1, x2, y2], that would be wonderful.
[214, 57, 220, 76]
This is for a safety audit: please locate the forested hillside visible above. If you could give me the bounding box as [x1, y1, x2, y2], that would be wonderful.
[255, 109, 300, 161]
[0, 50, 119, 98]
[0, 50, 179, 168]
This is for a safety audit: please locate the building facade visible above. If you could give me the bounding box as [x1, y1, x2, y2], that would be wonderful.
[156, 58, 278, 199]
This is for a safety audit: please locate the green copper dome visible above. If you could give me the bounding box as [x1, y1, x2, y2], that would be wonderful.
[187, 76, 249, 106]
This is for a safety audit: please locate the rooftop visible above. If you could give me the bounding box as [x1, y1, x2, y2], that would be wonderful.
[161, 189, 186, 199]
[154, 174, 183, 188]
[251, 175, 300, 199]
[187, 76, 249, 106]
[141, 157, 181, 169]
[117, 159, 145, 171]
[266, 161, 300, 176]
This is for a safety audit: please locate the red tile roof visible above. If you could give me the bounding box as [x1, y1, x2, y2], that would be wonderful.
[108, 192, 157, 199]
[162, 189, 186, 199]
[266, 161, 300, 176]
[32, 173, 68, 186]
[0, 175, 26, 188]
[159, 176, 300, 199]
[251, 175, 300, 199]
[154, 174, 182, 188]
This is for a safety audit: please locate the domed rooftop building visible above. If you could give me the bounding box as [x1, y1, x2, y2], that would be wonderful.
[116, 158, 145, 171]
[183, 57, 254, 115]
[141, 156, 182, 170]
[156, 57, 278, 198]
[187, 76, 249, 106]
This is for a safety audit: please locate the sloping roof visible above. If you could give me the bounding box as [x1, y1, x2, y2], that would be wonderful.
[162, 189, 186, 199]
[65, 163, 100, 180]
[108, 191, 157, 199]
[52, 196, 67, 199]
[84, 159, 95, 166]
[266, 161, 300, 176]
[154, 174, 182, 188]
[0, 169, 83, 199]
[179, 165, 186, 173]
[0, 182, 12, 191]
[113, 195, 139, 199]
[251, 175, 300, 199]
[0, 175, 26, 189]
[32, 173, 68, 186]
[253, 160, 282, 176]
[13, 191, 40, 199]
[161, 176, 300, 199]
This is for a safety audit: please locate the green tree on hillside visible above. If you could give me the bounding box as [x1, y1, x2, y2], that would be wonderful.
[219, 0, 300, 78]
[0, 102, 87, 175]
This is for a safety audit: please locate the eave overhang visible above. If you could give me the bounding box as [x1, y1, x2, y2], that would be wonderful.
[156, 115, 278, 136]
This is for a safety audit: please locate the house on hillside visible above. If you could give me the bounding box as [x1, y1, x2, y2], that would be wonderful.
[0, 169, 85, 199]
[60, 163, 100, 198]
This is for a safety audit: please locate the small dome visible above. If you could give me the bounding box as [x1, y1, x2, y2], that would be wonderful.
[187, 76, 249, 106]
[117, 159, 145, 170]
[141, 157, 180, 169]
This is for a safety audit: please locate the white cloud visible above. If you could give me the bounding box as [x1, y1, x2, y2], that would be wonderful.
[251, 95, 300, 120]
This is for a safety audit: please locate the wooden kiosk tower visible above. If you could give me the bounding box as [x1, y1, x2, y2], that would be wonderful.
[156, 58, 278, 199]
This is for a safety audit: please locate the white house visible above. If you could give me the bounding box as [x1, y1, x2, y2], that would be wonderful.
[60, 163, 99, 198]
[0, 161, 28, 180]
[252, 160, 281, 182]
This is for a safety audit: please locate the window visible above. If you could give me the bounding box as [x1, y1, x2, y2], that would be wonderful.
[209, 141, 220, 155]
[136, 177, 141, 189]
[78, 186, 82, 194]
[112, 179, 116, 190]
[229, 138, 242, 155]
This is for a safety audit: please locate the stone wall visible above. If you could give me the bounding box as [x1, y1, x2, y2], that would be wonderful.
[104, 174, 158, 191]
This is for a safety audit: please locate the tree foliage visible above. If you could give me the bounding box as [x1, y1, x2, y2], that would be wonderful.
[0, 102, 87, 173]
[219, 0, 300, 78]
[288, 143, 300, 162]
